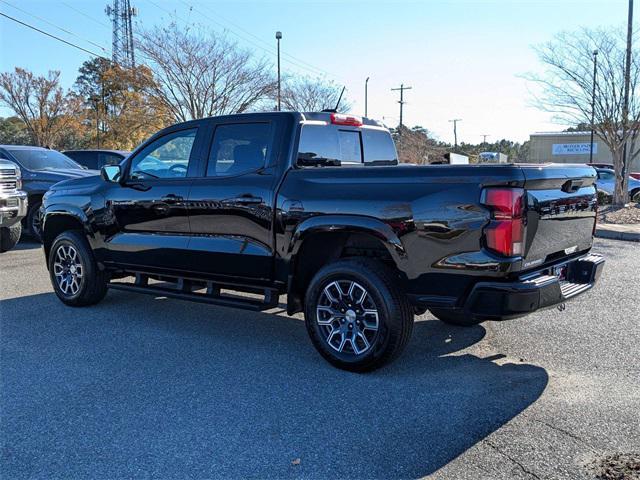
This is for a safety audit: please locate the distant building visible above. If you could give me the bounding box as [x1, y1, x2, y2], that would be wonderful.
[528, 131, 640, 171]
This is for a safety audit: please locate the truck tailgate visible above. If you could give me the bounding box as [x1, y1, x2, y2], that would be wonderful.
[521, 164, 597, 269]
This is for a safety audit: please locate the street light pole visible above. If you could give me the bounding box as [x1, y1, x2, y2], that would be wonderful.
[589, 50, 598, 164]
[276, 31, 282, 112]
[365, 77, 369, 117]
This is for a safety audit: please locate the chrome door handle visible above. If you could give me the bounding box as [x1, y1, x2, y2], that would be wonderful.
[233, 195, 263, 205]
[161, 194, 182, 204]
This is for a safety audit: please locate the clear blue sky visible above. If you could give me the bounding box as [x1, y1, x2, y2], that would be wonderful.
[0, 0, 632, 143]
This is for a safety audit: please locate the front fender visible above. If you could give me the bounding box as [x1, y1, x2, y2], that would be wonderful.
[288, 214, 409, 271]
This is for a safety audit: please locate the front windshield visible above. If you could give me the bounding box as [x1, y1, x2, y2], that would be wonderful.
[7, 148, 83, 171]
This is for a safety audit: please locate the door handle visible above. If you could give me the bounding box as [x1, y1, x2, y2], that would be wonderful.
[161, 194, 182, 204]
[232, 195, 263, 205]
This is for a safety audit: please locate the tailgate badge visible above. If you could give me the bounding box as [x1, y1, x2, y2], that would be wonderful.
[564, 245, 578, 254]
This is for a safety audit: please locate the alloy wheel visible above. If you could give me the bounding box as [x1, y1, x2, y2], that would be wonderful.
[316, 280, 380, 355]
[53, 244, 84, 296]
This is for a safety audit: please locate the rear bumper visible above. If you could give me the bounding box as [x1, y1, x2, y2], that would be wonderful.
[411, 252, 605, 321]
[0, 190, 28, 228]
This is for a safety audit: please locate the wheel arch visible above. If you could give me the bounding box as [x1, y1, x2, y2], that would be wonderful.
[285, 215, 408, 315]
[42, 207, 92, 264]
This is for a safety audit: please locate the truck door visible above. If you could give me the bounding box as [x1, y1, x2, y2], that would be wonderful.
[185, 116, 282, 283]
[104, 125, 205, 271]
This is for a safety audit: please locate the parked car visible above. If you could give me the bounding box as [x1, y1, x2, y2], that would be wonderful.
[0, 159, 28, 252]
[41, 112, 604, 371]
[588, 163, 640, 181]
[0, 146, 99, 241]
[595, 168, 640, 200]
[63, 149, 129, 170]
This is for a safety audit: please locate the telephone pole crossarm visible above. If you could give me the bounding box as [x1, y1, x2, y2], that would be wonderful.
[391, 84, 412, 130]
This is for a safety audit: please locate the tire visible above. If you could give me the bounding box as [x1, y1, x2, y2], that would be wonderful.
[0, 223, 22, 253]
[304, 258, 414, 372]
[48, 230, 108, 306]
[27, 201, 43, 243]
[631, 189, 640, 202]
[430, 308, 482, 327]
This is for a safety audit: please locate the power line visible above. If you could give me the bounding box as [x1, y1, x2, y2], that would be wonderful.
[183, 0, 336, 79]
[60, 1, 111, 29]
[147, 0, 344, 82]
[0, 0, 109, 54]
[0, 11, 108, 59]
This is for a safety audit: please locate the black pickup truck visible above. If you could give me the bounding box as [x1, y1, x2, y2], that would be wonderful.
[41, 112, 604, 371]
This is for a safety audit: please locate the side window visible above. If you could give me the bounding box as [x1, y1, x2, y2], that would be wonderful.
[130, 128, 197, 180]
[598, 170, 614, 180]
[362, 128, 397, 163]
[206, 123, 271, 177]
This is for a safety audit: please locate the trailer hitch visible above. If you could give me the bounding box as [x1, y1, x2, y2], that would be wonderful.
[557, 303, 566, 312]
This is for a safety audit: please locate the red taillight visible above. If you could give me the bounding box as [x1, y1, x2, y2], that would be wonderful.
[481, 187, 525, 256]
[330, 113, 363, 127]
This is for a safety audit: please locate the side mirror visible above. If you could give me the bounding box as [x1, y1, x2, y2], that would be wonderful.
[101, 165, 121, 183]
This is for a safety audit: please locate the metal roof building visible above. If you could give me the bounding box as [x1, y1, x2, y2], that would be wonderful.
[528, 130, 640, 171]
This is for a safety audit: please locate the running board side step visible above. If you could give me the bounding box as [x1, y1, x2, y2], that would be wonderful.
[108, 278, 280, 312]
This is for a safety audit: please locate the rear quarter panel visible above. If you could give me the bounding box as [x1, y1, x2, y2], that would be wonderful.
[276, 164, 526, 280]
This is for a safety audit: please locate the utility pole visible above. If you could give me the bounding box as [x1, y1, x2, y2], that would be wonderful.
[365, 77, 370, 117]
[481, 134, 489, 145]
[449, 118, 462, 150]
[589, 50, 598, 164]
[276, 31, 282, 112]
[622, 0, 633, 197]
[105, 0, 137, 68]
[391, 84, 412, 130]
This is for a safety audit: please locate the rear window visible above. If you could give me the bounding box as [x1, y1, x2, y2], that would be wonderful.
[297, 124, 396, 165]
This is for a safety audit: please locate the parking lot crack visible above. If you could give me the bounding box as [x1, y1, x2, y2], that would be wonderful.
[483, 439, 542, 480]
[531, 418, 599, 453]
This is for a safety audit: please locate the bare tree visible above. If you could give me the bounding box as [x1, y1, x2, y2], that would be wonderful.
[137, 23, 276, 122]
[280, 76, 351, 112]
[0, 68, 80, 148]
[528, 28, 640, 205]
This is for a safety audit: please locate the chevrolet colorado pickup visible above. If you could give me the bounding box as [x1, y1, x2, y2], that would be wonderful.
[41, 112, 604, 371]
[0, 159, 27, 253]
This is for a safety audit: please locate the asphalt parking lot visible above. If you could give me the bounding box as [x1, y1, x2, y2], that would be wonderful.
[1, 238, 638, 479]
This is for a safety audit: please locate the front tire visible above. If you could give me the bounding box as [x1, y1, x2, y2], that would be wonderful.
[48, 231, 108, 306]
[304, 259, 414, 372]
[0, 223, 21, 253]
[27, 201, 43, 242]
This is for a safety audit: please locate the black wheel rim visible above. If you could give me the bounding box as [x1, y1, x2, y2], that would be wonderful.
[53, 244, 84, 296]
[316, 280, 380, 356]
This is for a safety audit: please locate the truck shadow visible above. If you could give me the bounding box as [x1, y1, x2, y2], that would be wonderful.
[0, 291, 548, 479]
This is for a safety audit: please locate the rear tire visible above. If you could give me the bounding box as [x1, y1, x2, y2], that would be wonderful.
[304, 258, 414, 372]
[48, 230, 108, 306]
[0, 223, 21, 253]
[430, 308, 482, 327]
[631, 189, 640, 202]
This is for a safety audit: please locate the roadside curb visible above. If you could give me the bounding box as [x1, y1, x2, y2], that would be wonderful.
[595, 224, 640, 242]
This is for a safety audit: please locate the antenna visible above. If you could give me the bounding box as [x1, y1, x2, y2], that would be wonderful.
[334, 86, 346, 112]
[106, 0, 137, 68]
